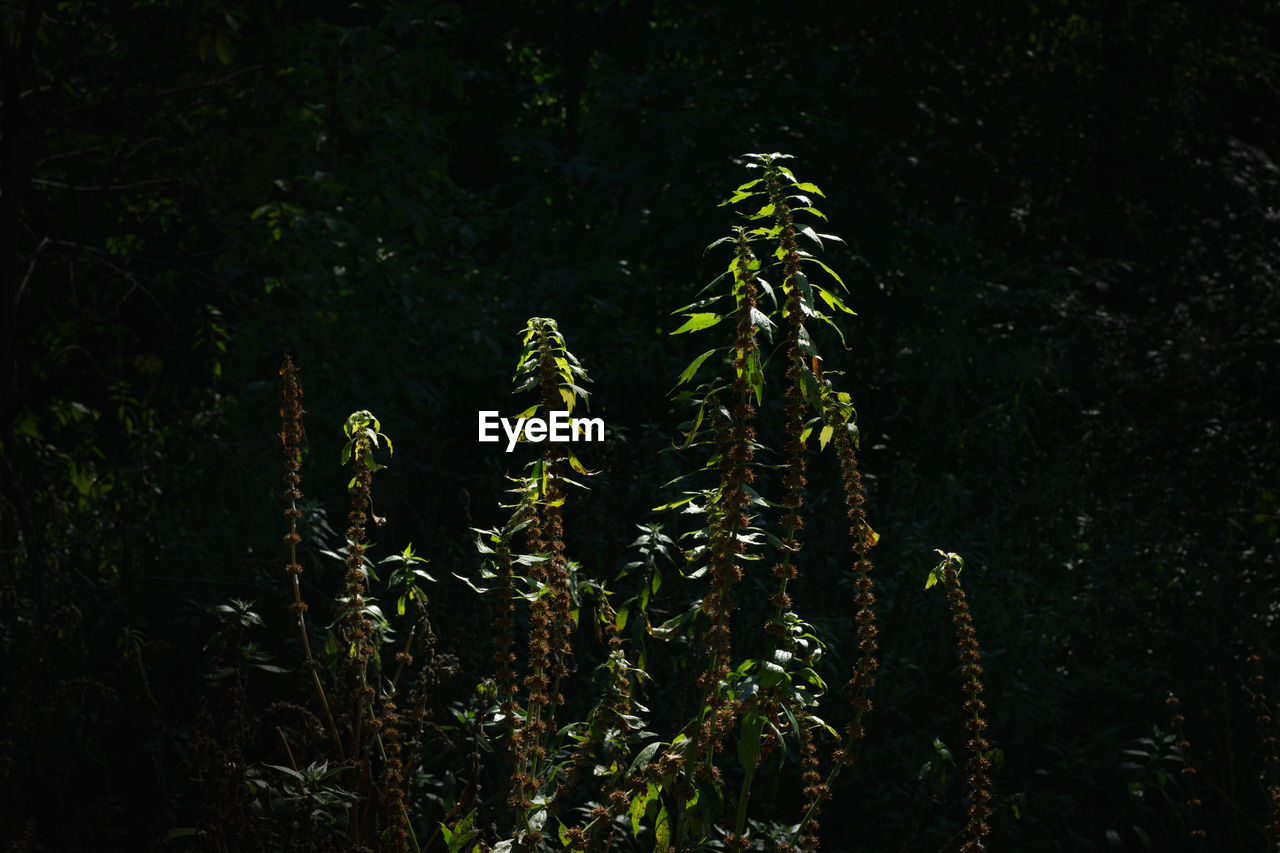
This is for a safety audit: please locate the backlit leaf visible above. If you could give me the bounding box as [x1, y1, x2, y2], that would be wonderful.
[671, 313, 723, 335]
[677, 350, 718, 386]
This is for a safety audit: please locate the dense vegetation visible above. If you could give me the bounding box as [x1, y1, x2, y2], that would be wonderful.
[1, 1, 1278, 850]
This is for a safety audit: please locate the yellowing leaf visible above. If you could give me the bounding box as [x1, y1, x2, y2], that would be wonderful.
[654, 805, 670, 852]
[215, 32, 234, 65]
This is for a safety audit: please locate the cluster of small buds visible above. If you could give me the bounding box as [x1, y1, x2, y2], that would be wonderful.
[377, 697, 409, 852]
[696, 401, 749, 770]
[764, 157, 808, 641]
[564, 598, 634, 797]
[280, 355, 307, 597]
[694, 235, 766, 766]
[343, 448, 376, 668]
[507, 318, 590, 837]
[536, 323, 575, 707]
[797, 722, 829, 853]
[492, 534, 521, 737]
[1247, 651, 1280, 851]
[279, 357, 345, 756]
[1165, 691, 1206, 840]
[509, 476, 553, 817]
[836, 425, 879, 734]
[943, 563, 993, 853]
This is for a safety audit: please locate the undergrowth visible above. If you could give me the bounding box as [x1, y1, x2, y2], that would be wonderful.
[163, 153, 1274, 852]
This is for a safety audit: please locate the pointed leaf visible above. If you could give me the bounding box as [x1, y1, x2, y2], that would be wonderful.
[801, 256, 847, 291]
[671, 313, 724, 335]
[677, 350, 718, 387]
[798, 225, 824, 251]
[814, 285, 856, 315]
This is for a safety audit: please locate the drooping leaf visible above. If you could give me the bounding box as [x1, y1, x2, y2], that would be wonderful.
[628, 783, 658, 838]
[814, 284, 857, 315]
[653, 804, 670, 852]
[798, 225, 824, 251]
[801, 256, 847, 291]
[738, 710, 765, 773]
[676, 350, 718, 387]
[749, 306, 774, 343]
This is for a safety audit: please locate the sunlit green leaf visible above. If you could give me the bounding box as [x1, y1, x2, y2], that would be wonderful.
[677, 350, 718, 386]
[671, 313, 723, 335]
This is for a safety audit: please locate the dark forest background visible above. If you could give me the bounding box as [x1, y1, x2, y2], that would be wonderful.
[2, 0, 1278, 849]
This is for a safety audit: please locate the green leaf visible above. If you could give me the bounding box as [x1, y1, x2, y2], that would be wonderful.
[738, 710, 764, 773]
[719, 190, 762, 206]
[626, 740, 662, 778]
[651, 495, 697, 512]
[214, 31, 234, 65]
[801, 256, 847, 291]
[749, 307, 774, 343]
[794, 205, 828, 220]
[567, 449, 590, 475]
[677, 350, 718, 387]
[671, 313, 723, 335]
[814, 285, 856, 315]
[792, 181, 826, 197]
[819, 425, 834, 450]
[452, 571, 493, 595]
[760, 659, 787, 690]
[798, 225, 824, 251]
[653, 804, 670, 852]
[264, 763, 304, 781]
[671, 294, 725, 314]
[616, 606, 629, 632]
[746, 351, 764, 406]
[794, 272, 814, 311]
[629, 783, 657, 837]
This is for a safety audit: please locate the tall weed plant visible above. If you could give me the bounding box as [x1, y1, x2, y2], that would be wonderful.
[182, 154, 996, 852]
